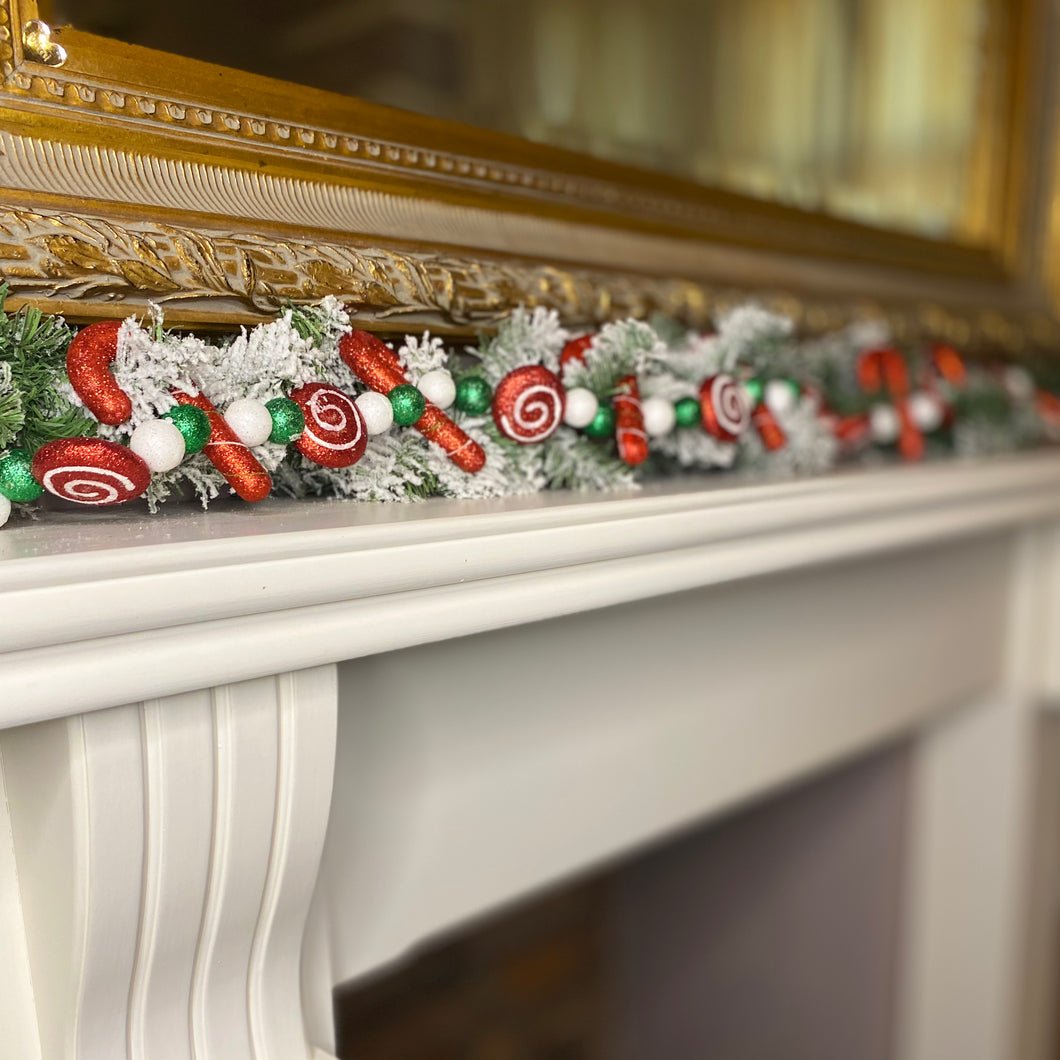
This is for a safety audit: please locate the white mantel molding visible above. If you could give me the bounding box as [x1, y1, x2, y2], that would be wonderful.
[4, 452, 1060, 724]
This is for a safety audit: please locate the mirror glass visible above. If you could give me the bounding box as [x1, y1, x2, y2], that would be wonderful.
[55, 0, 993, 241]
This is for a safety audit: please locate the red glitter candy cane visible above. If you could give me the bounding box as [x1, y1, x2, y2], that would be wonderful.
[66, 320, 133, 426]
[612, 374, 648, 466]
[172, 390, 272, 502]
[339, 330, 485, 473]
[858, 347, 923, 461]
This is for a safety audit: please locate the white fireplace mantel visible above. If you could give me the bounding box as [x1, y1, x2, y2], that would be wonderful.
[3, 453, 1060, 1060]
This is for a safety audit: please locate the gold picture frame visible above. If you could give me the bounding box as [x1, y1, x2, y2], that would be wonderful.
[0, 0, 1056, 351]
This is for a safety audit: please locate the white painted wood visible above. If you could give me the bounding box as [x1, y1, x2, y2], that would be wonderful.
[2, 455, 1060, 1057]
[897, 525, 1060, 1060]
[307, 534, 1012, 985]
[3, 455, 1060, 722]
[0, 667, 336, 1060]
[0, 749, 42, 1060]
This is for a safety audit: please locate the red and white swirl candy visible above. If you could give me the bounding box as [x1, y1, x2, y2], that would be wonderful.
[492, 365, 566, 444]
[32, 438, 150, 505]
[288, 382, 367, 469]
[700, 374, 750, 442]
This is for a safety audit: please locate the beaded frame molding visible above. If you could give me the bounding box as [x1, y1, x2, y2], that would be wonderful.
[0, 0, 1056, 355]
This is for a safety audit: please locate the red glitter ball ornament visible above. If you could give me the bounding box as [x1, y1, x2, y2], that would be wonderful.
[699, 374, 750, 442]
[172, 390, 272, 502]
[492, 365, 566, 444]
[288, 382, 368, 469]
[66, 320, 132, 426]
[612, 374, 649, 466]
[32, 437, 149, 505]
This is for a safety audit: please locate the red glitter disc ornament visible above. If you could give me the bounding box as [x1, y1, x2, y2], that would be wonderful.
[32, 437, 149, 505]
[699, 374, 750, 442]
[288, 382, 367, 469]
[66, 320, 132, 426]
[491, 365, 566, 444]
[339, 330, 486, 473]
[172, 390, 272, 502]
[612, 374, 649, 465]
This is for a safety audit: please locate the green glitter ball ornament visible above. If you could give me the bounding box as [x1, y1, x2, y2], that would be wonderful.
[389, 383, 426, 426]
[163, 404, 211, 454]
[0, 448, 43, 502]
[583, 404, 616, 439]
[674, 397, 701, 428]
[743, 378, 764, 405]
[455, 375, 493, 415]
[265, 397, 305, 444]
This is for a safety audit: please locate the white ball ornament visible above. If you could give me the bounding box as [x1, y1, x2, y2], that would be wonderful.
[0, 493, 10, 528]
[908, 390, 945, 433]
[224, 398, 273, 447]
[764, 379, 798, 417]
[418, 369, 457, 409]
[128, 418, 187, 473]
[869, 403, 900, 444]
[642, 396, 677, 437]
[563, 387, 599, 429]
[355, 390, 394, 435]
[1003, 366, 1035, 402]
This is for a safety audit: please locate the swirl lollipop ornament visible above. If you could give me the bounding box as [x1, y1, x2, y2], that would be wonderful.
[288, 382, 367, 468]
[32, 439, 150, 506]
[700, 374, 751, 442]
[492, 366, 566, 444]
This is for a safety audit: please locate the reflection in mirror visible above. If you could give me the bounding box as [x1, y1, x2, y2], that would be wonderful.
[57, 0, 992, 241]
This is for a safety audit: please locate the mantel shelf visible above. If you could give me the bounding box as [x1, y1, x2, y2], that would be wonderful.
[5, 451, 1060, 725]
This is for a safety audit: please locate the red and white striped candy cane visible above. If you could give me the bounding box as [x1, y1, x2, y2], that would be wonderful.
[339, 330, 485, 473]
[612, 374, 649, 465]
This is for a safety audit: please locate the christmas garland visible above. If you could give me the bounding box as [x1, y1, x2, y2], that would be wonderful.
[0, 286, 1057, 528]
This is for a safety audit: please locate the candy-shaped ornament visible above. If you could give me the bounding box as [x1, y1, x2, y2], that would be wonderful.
[32, 438, 150, 506]
[66, 320, 131, 426]
[288, 382, 367, 469]
[492, 365, 566, 444]
[173, 390, 272, 501]
[700, 374, 750, 442]
[340, 330, 486, 473]
[612, 375, 649, 465]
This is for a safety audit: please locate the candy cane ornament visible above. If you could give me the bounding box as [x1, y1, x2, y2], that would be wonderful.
[66, 320, 132, 425]
[339, 330, 486, 473]
[612, 374, 649, 465]
[172, 390, 272, 502]
[858, 347, 923, 461]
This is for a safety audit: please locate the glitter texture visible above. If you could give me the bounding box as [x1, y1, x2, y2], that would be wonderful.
[32, 437, 150, 505]
[492, 366, 565, 444]
[389, 384, 426, 427]
[340, 330, 485, 473]
[0, 448, 43, 502]
[674, 397, 701, 428]
[288, 382, 367, 469]
[173, 390, 272, 501]
[164, 404, 211, 453]
[455, 376, 493, 415]
[66, 320, 133, 425]
[266, 397, 305, 444]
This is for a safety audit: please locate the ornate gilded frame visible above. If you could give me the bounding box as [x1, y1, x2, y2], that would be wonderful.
[0, 0, 1056, 351]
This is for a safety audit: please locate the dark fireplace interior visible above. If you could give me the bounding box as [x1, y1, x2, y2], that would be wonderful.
[333, 743, 909, 1060]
